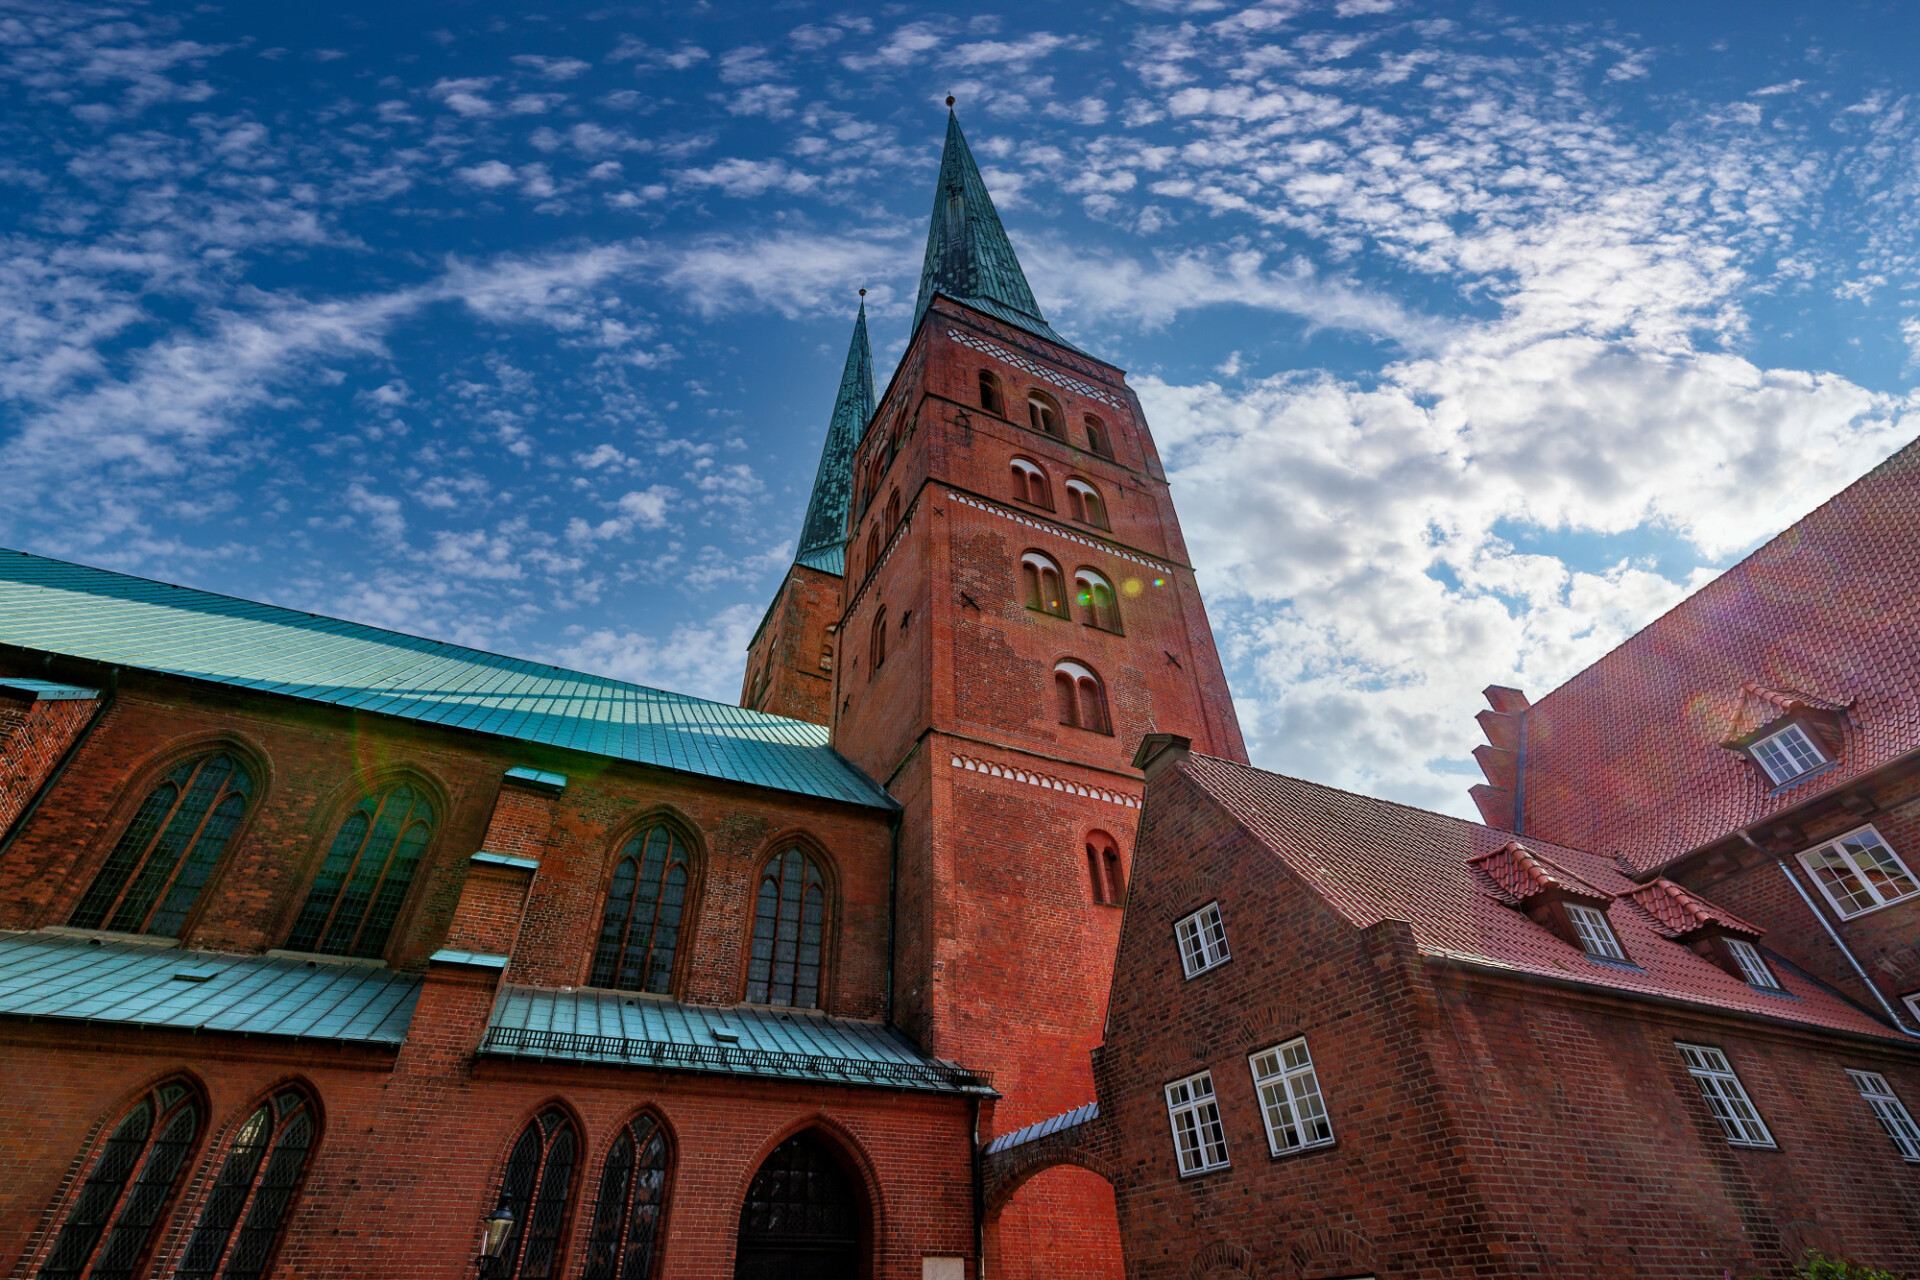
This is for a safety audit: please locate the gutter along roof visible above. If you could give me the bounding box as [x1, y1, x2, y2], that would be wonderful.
[0, 548, 893, 810]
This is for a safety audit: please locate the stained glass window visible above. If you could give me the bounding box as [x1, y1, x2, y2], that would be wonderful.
[486, 1109, 578, 1280]
[175, 1087, 316, 1280]
[747, 848, 827, 1009]
[69, 755, 252, 938]
[590, 826, 691, 994]
[581, 1115, 671, 1280]
[40, 1082, 201, 1280]
[285, 785, 435, 959]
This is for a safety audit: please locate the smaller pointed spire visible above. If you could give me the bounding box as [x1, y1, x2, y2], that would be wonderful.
[794, 298, 875, 576]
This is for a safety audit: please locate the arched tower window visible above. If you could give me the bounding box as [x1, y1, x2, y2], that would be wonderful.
[884, 491, 900, 534]
[582, 1114, 671, 1280]
[865, 526, 881, 579]
[39, 1080, 201, 1280]
[1028, 391, 1064, 438]
[175, 1086, 317, 1280]
[1086, 832, 1124, 906]
[1054, 661, 1111, 735]
[487, 1108, 579, 1280]
[978, 369, 1005, 417]
[69, 753, 253, 939]
[285, 784, 434, 959]
[1010, 458, 1052, 510]
[869, 608, 887, 673]
[591, 825, 693, 994]
[1020, 553, 1069, 619]
[1073, 568, 1122, 633]
[1064, 479, 1108, 529]
[747, 847, 828, 1008]
[1084, 415, 1113, 458]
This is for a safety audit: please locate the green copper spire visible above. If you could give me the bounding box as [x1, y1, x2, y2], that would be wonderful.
[913, 111, 1074, 349]
[794, 300, 875, 576]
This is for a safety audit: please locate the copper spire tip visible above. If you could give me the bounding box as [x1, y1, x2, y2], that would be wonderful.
[859, 288, 866, 297]
[945, 95, 955, 108]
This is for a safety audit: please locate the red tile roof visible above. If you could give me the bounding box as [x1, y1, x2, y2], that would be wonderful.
[1626, 878, 1764, 940]
[1468, 839, 1611, 905]
[1721, 684, 1853, 746]
[1180, 752, 1905, 1042]
[1507, 437, 1920, 873]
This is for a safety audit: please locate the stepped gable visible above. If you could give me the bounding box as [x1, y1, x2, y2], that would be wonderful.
[1178, 751, 1902, 1040]
[794, 301, 875, 577]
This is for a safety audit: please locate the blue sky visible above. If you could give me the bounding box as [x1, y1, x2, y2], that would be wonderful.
[5, 0, 1920, 816]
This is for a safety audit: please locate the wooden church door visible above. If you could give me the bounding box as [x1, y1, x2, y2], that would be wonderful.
[733, 1132, 862, 1280]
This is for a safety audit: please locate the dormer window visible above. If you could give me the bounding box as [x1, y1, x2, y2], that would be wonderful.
[1751, 723, 1826, 785]
[1565, 903, 1625, 961]
[1725, 938, 1780, 990]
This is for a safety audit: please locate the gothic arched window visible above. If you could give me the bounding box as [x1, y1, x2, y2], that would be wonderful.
[1065, 479, 1108, 529]
[865, 526, 881, 579]
[175, 1087, 317, 1280]
[1028, 391, 1064, 438]
[1010, 458, 1052, 510]
[978, 369, 1006, 417]
[1086, 832, 1124, 906]
[884, 491, 900, 535]
[582, 1114, 671, 1280]
[39, 1080, 201, 1280]
[285, 784, 434, 959]
[747, 847, 828, 1008]
[1054, 661, 1111, 735]
[69, 753, 253, 939]
[1073, 568, 1122, 633]
[1021, 553, 1069, 618]
[488, 1108, 579, 1280]
[1084, 415, 1113, 458]
[869, 608, 887, 674]
[591, 825, 693, 994]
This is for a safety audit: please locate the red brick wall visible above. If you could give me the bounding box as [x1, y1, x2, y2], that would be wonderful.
[741, 563, 841, 727]
[0, 688, 95, 843]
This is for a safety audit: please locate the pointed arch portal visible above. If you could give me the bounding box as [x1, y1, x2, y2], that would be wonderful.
[733, 1131, 862, 1280]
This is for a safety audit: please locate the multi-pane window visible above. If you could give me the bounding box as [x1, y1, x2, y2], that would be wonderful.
[591, 825, 692, 994]
[1677, 1043, 1774, 1147]
[285, 784, 434, 959]
[1751, 723, 1827, 785]
[488, 1108, 578, 1280]
[40, 1081, 201, 1280]
[1847, 1070, 1920, 1162]
[1249, 1039, 1335, 1156]
[747, 847, 827, 1008]
[1726, 938, 1781, 990]
[1022, 552, 1069, 618]
[1800, 827, 1920, 919]
[582, 1114, 672, 1280]
[70, 754, 253, 938]
[1164, 1072, 1230, 1175]
[1175, 902, 1230, 978]
[1565, 903, 1626, 961]
[176, 1087, 317, 1280]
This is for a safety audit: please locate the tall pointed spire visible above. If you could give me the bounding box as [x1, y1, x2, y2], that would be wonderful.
[913, 110, 1074, 349]
[794, 298, 875, 576]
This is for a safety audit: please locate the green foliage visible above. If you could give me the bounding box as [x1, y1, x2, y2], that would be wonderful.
[1794, 1249, 1902, 1280]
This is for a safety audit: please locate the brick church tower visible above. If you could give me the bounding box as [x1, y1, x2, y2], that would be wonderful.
[750, 110, 1246, 1275]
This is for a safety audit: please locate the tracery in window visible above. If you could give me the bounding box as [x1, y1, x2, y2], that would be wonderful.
[591, 825, 693, 994]
[1010, 458, 1052, 510]
[284, 784, 434, 960]
[1021, 553, 1069, 618]
[581, 1114, 671, 1280]
[747, 846, 828, 1008]
[869, 607, 887, 674]
[40, 1081, 201, 1280]
[1064, 479, 1108, 529]
[1084, 415, 1112, 458]
[1073, 569, 1122, 632]
[70, 753, 254, 939]
[1086, 832, 1124, 905]
[487, 1108, 579, 1280]
[176, 1087, 317, 1280]
[1028, 391, 1064, 438]
[1054, 660, 1111, 735]
[978, 370, 1006, 417]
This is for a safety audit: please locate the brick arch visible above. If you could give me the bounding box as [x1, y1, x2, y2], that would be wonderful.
[1282, 1225, 1377, 1279]
[1189, 1241, 1256, 1280]
[583, 806, 710, 994]
[471, 1096, 590, 1251]
[735, 829, 842, 1008]
[983, 1145, 1118, 1220]
[729, 1114, 887, 1278]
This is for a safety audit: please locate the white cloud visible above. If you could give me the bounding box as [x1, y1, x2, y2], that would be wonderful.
[457, 160, 517, 188]
[673, 157, 818, 196]
[429, 77, 497, 117]
[551, 603, 762, 704]
[511, 55, 590, 80]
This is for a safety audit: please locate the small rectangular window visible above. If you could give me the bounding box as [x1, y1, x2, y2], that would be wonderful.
[1726, 938, 1780, 990]
[1799, 826, 1920, 919]
[1751, 723, 1827, 784]
[1848, 1070, 1920, 1161]
[1175, 902, 1230, 978]
[1249, 1038, 1334, 1156]
[1677, 1043, 1775, 1147]
[1164, 1071, 1230, 1175]
[1566, 903, 1626, 961]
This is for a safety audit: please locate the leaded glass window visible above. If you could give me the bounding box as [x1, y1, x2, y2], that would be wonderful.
[40, 1082, 201, 1280]
[590, 826, 691, 994]
[70, 755, 252, 938]
[175, 1088, 315, 1280]
[747, 848, 826, 1009]
[285, 785, 434, 959]
[581, 1115, 671, 1280]
[486, 1109, 578, 1280]
[736, 1133, 859, 1266]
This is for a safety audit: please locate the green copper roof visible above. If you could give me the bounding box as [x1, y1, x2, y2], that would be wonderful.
[913, 112, 1077, 351]
[793, 303, 874, 577]
[0, 548, 894, 810]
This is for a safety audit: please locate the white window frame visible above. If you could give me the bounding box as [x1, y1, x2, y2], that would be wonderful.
[1798, 825, 1920, 919]
[1848, 1070, 1920, 1162]
[1725, 938, 1780, 990]
[1175, 902, 1230, 978]
[1164, 1070, 1230, 1176]
[1750, 722, 1828, 785]
[1904, 992, 1920, 1027]
[1249, 1038, 1335, 1156]
[1565, 902, 1626, 961]
[1677, 1043, 1775, 1147]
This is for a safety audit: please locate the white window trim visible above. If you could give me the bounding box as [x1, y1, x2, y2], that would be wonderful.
[1848, 1069, 1920, 1162]
[1797, 825, 1920, 920]
[1904, 992, 1920, 1027]
[1249, 1038, 1336, 1157]
[1175, 901, 1230, 979]
[1750, 722, 1828, 785]
[1565, 902, 1626, 961]
[1677, 1043, 1775, 1148]
[1164, 1070, 1230, 1176]
[1725, 938, 1780, 990]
